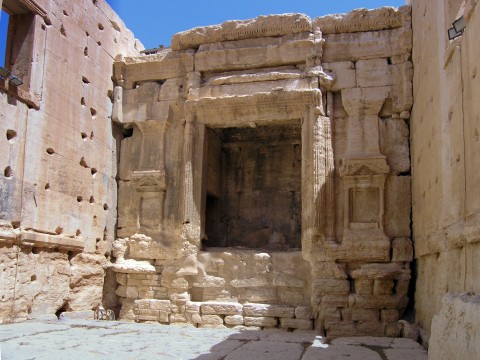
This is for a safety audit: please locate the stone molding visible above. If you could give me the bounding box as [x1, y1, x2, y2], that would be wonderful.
[171, 14, 312, 51]
[314, 6, 410, 35]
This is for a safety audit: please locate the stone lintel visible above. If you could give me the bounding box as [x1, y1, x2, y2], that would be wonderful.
[185, 89, 320, 125]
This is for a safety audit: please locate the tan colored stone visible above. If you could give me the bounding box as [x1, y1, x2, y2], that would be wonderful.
[244, 316, 278, 327]
[279, 318, 313, 330]
[243, 304, 295, 318]
[201, 302, 242, 315]
[356, 59, 392, 88]
[224, 315, 245, 326]
[200, 314, 224, 326]
[392, 238, 413, 262]
[294, 306, 313, 319]
[171, 14, 312, 51]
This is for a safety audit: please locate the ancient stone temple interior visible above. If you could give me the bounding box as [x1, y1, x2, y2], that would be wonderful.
[203, 123, 302, 250]
[1, 0, 479, 358]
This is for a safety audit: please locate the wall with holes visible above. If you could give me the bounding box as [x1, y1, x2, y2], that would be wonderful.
[409, 0, 480, 339]
[0, 0, 141, 322]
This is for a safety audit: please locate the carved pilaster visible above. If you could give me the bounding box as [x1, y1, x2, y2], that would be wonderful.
[182, 115, 203, 246]
[117, 120, 169, 237]
[338, 86, 392, 261]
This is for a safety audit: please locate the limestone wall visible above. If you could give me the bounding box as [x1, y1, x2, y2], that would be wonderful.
[409, 0, 480, 337]
[428, 293, 480, 359]
[112, 7, 414, 337]
[0, 0, 141, 322]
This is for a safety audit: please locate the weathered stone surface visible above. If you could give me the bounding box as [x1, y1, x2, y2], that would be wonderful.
[314, 6, 410, 34]
[171, 14, 312, 50]
[279, 318, 313, 330]
[244, 316, 278, 327]
[294, 306, 313, 319]
[429, 293, 480, 360]
[392, 238, 413, 262]
[224, 315, 244, 326]
[243, 304, 295, 318]
[1, 0, 419, 339]
[201, 302, 243, 315]
[200, 314, 225, 326]
[111, 259, 157, 274]
[356, 59, 392, 88]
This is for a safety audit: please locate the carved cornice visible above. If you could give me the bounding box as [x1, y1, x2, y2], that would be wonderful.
[20, 0, 47, 17]
[339, 156, 389, 177]
[132, 170, 167, 192]
[314, 6, 410, 35]
[171, 14, 312, 51]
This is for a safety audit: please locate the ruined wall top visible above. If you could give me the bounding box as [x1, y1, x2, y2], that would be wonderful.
[314, 6, 411, 34]
[171, 14, 312, 51]
[170, 7, 411, 51]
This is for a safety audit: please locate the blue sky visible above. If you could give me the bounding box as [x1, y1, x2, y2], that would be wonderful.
[107, 0, 406, 49]
[0, 1, 406, 68]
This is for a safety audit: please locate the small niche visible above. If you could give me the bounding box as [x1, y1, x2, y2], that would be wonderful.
[81, 97, 86, 106]
[84, 47, 88, 56]
[85, 31, 89, 37]
[81, 132, 87, 140]
[90, 131, 94, 140]
[46, 148, 55, 155]
[31, 275, 37, 282]
[45, 183, 50, 190]
[79, 157, 88, 168]
[89, 196, 95, 204]
[110, 20, 121, 32]
[6, 129, 17, 142]
[90, 108, 97, 117]
[62, 10, 68, 16]
[98, 23, 104, 31]
[55, 226, 63, 235]
[82, 76, 90, 84]
[4, 166, 12, 178]
[77, 196, 83, 203]
[103, 203, 108, 211]
[75, 229, 81, 236]
[97, 41, 101, 46]
[60, 24, 66, 37]
[91, 168, 97, 176]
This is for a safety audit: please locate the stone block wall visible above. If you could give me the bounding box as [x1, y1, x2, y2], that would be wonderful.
[409, 0, 480, 342]
[111, 7, 414, 337]
[0, 0, 141, 322]
[428, 293, 480, 359]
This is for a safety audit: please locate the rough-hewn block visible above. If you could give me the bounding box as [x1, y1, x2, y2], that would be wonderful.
[244, 316, 278, 327]
[243, 304, 295, 318]
[201, 302, 243, 315]
[224, 315, 244, 326]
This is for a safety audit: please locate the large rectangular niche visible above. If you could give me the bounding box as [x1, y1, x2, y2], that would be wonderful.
[203, 122, 302, 250]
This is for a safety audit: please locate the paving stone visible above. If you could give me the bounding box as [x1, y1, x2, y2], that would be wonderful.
[0, 320, 429, 359]
[225, 340, 305, 360]
[302, 344, 383, 360]
[384, 347, 428, 360]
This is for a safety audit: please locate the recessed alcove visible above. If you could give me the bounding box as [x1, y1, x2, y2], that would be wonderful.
[203, 122, 302, 251]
